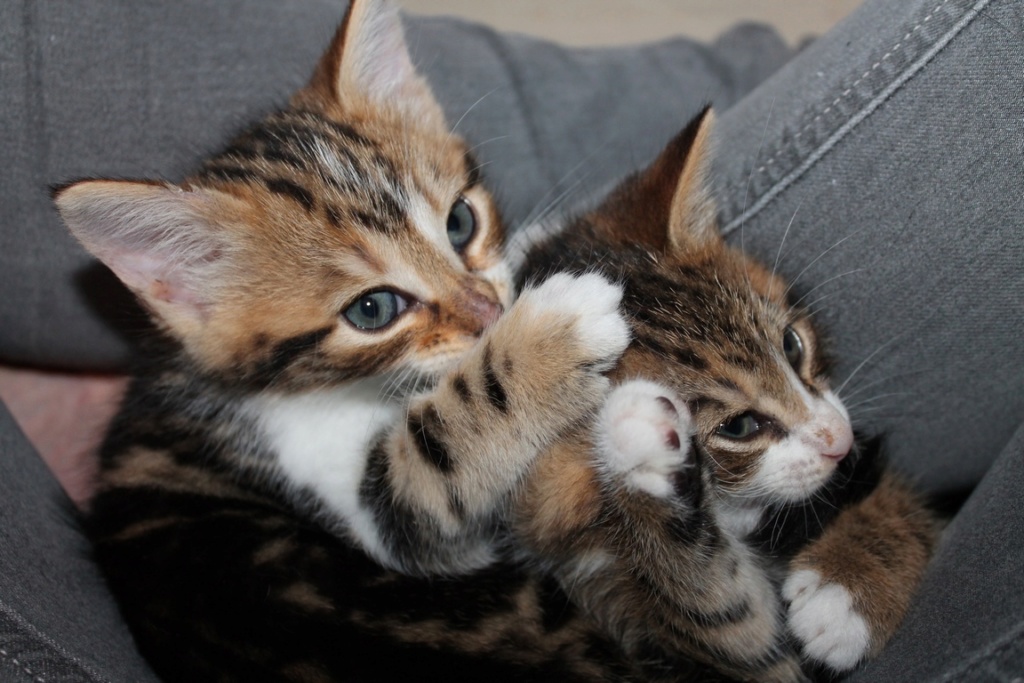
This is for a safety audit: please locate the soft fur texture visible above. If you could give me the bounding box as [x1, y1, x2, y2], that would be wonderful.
[515, 109, 941, 682]
[54, 2, 937, 680]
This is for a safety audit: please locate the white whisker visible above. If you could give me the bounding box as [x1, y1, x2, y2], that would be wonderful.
[838, 367, 931, 402]
[782, 232, 861, 300]
[790, 268, 866, 309]
[767, 199, 803, 301]
[445, 87, 500, 148]
[835, 332, 909, 397]
[842, 391, 914, 413]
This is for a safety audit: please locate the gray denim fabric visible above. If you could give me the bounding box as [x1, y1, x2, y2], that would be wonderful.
[0, 402, 160, 682]
[854, 422, 1024, 682]
[711, 0, 1024, 496]
[1, 0, 1022, 680]
[705, 0, 1024, 678]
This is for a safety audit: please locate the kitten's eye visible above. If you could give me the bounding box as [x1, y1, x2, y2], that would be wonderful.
[783, 326, 804, 370]
[716, 412, 762, 440]
[343, 291, 407, 331]
[447, 197, 477, 250]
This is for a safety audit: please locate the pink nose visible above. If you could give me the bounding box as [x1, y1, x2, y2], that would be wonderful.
[817, 422, 854, 461]
[464, 290, 503, 331]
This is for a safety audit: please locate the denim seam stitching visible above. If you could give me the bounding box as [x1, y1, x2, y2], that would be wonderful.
[0, 646, 46, 683]
[752, 0, 952, 176]
[721, 0, 994, 236]
[934, 619, 1024, 682]
[0, 598, 110, 683]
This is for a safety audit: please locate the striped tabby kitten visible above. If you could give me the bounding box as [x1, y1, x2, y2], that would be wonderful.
[515, 109, 940, 682]
[54, 2, 649, 681]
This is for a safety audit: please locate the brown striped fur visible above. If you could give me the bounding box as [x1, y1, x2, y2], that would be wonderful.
[51, 2, 658, 681]
[51, 1, 937, 678]
[515, 109, 940, 681]
[55, 0, 634, 581]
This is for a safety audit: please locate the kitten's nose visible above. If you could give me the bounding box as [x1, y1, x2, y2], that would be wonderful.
[819, 434, 851, 461]
[816, 417, 854, 461]
[464, 290, 503, 332]
[805, 403, 854, 461]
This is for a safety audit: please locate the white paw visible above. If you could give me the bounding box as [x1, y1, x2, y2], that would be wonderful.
[595, 380, 694, 498]
[519, 272, 630, 370]
[783, 569, 871, 672]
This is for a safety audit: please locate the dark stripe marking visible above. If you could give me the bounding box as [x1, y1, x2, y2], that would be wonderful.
[255, 326, 334, 380]
[266, 178, 316, 212]
[262, 147, 310, 171]
[370, 191, 405, 227]
[354, 210, 384, 231]
[482, 345, 508, 413]
[408, 405, 454, 473]
[201, 165, 261, 184]
[317, 116, 374, 148]
[325, 204, 344, 228]
[451, 375, 471, 403]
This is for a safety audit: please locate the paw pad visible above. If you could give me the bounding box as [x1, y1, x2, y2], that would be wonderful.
[596, 380, 694, 499]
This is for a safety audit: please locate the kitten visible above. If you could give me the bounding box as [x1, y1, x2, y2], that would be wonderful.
[515, 108, 941, 682]
[56, 0, 632, 576]
[54, 2, 651, 681]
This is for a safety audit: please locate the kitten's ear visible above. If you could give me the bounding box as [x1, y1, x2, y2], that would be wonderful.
[53, 180, 235, 329]
[297, 0, 446, 125]
[660, 107, 720, 252]
[601, 108, 720, 253]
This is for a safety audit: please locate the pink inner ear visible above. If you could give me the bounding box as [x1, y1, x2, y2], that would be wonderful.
[336, 0, 447, 123]
[346, 5, 416, 102]
[56, 179, 231, 324]
[104, 246, 210, 312]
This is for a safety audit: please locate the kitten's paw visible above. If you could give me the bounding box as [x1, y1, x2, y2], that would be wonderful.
[784, 569, 870, 672]
[519, 272, 630, 371]
[595, 380, 695, 499]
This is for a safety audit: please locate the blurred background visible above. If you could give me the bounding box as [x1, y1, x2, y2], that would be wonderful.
[397, 0, 864, 46]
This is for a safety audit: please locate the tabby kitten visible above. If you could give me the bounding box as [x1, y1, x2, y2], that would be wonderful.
[54, 2, 654, 681]
[56, 0, 634, 576]
[514, 109, 940, 682]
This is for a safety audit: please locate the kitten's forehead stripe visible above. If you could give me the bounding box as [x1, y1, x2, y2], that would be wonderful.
[632, 333, 709, 372]
[368, 189, 405, 229]
[324, 204, 344, 228]
[199, 108, 413, 234]
[202, 165, 260, 184]
[265, 178, 316, 213]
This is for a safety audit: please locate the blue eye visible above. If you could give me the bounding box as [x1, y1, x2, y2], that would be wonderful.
[344, 291, 406, 330]
[716, 412, 762, 440]
[447, 197, 476, 250]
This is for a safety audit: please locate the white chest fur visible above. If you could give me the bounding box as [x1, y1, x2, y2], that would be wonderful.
[245, 380, 400, 565]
